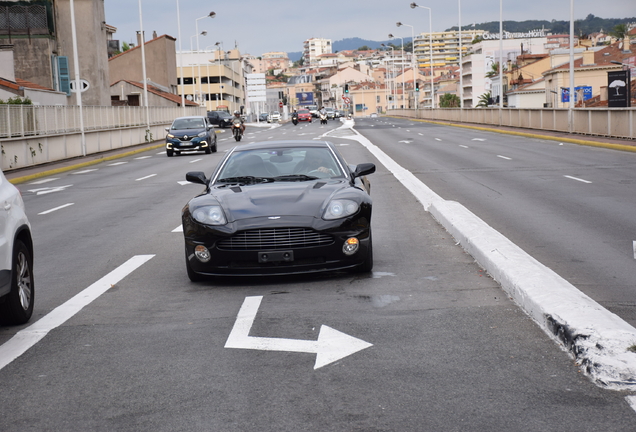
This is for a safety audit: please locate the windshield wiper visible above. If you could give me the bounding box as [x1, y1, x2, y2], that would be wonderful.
[217, 176, 275, 185]
[273, 174, 319, 181]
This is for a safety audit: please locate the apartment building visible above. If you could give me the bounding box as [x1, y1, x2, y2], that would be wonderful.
[262, 52, 290, 73]
[303, 38, 332, 66]
[0, 0, 112, 106]
[413, 29, 485, 68]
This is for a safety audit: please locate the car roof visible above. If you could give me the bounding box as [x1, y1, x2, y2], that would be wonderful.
[229, 140, 333, 152]
[173, 115, 206, 120]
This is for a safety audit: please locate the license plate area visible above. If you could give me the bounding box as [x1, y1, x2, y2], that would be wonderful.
[258, 250, 294, 263]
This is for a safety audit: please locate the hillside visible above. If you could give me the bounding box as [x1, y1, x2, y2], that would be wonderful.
[286, 14, 634, 61]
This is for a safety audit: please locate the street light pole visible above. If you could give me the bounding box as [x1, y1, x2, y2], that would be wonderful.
[389, 33, 405, 109]
[396, 22, 415, 109]
[409, 4, 435, 109]
[381, 43, 395, 111]
[195, 12, 215, 108]
[176, 0, 185, 114]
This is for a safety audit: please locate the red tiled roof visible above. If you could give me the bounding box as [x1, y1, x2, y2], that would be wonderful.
[16, 78, 53, 91]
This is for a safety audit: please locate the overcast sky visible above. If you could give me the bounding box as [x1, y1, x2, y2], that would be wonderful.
[104, 0, 636, 56]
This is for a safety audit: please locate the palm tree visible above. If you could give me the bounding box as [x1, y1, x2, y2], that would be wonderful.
[476, 92, 491, 108]
[609, 23, 628, 40]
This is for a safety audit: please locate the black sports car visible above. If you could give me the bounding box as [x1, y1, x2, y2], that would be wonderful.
[182, 140, 375, 280]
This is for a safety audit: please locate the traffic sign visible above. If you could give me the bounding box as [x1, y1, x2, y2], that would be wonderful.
[279, 101, 283, 108]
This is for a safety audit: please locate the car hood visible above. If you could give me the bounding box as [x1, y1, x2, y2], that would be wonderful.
[211, 180, 348, 222]
[169, 128, 205, 136]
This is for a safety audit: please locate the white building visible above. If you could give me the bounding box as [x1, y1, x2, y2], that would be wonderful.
[303, 38, 332, 66]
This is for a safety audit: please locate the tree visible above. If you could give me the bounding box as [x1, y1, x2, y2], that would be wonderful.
[476, 92, 491, 108]
[439, 93, 460, 108]
[609, 23, 628, 40]
[122, 41, 131, 52]
[357, 45, 370, 51]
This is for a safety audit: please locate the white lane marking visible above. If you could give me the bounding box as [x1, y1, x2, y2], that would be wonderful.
[626, 395, 636, 414]
[190, 158, 203, 163]
[107, 162, 128, 166]
[564, 175, 592, 184]
[71, 169, 98, 175]
[633, 241, 636, 260]
[135, 174, 157, 181]
[225, 296, 373, 370]
[435, 138, 442, 141]
[173, 225, 183, 232]
[472, 138, 486, 141]
[28, 185, 73, 195]
[0, 254, 155, 371]
[497, 155, 512, 160]
[38, 203, 74, 215]
[135, 156, 152, 160]
[157, 151, 166, 155]
[459, 145, 469, 149]
[418, 133, 423, 136]
[29, 178, 59, 185]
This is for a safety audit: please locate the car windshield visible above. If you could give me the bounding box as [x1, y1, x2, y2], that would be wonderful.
[298, 110, 309, 114]
[172, 118, 205, 129]
[216, 147, 344, 183]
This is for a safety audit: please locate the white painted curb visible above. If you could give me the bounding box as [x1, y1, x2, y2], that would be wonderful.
[341, 125, 636, 390]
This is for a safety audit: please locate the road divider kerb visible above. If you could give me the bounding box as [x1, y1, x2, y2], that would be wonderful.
[343, 123, 636, 391]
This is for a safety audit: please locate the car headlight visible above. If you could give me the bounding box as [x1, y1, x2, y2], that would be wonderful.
[191, 205, 227, 225]
[167, 134, 175, 138]
[197, 131, 207, 138]
[323, 199, 359, 220]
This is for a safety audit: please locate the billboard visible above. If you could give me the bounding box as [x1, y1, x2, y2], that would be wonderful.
[561, 86, 593, 103]
[296, 92, 314, 105]
[608, 70, 631, 108]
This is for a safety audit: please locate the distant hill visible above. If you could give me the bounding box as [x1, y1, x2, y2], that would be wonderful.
[285, 15, 634, 61]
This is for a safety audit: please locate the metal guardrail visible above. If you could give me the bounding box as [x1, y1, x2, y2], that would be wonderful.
[0, 105, 205, 139]
[388, 108, 636, 140]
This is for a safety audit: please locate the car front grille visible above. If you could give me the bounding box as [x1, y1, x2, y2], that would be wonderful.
[218, 228, 333, 250]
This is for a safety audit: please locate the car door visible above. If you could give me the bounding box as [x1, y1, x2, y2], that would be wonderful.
[0, 172, 16, 291]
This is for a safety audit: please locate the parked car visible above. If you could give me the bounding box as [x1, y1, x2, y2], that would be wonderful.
[0, 170, 34, 325]
[207, 110, 234, 128]
[182, 140, 376, 280]
[297, 109, 312, 122]
[267, 112, 281, 123]
[165, 116, 217, 157]
[258, 112, 268, 122]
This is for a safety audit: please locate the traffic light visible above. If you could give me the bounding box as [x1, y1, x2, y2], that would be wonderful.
[415, 82, 420, 92]
[344, 84, 349, 93]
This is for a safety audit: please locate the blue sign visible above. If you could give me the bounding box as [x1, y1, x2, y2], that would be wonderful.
[561, 86, 593, 103]
[296, 92, 314, 105]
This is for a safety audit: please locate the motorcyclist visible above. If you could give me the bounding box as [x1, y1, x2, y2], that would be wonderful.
[232, 110, 245, 135]
[319, 106, 327, 117]
[291, 109, 298, 125]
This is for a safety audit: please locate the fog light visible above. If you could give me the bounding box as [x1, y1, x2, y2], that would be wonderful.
[194, 245, 211, 262]
[342, 237, 359, 256]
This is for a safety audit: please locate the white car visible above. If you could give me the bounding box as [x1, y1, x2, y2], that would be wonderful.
[267, 112, 281, 123]
[0, 170, 34, 325]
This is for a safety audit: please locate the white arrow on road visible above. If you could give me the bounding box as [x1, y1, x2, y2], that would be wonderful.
[225, 296, 373, 369]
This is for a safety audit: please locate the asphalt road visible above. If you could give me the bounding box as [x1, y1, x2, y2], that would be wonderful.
[352, 117, 636, 329]
[0, 119, 634, 431]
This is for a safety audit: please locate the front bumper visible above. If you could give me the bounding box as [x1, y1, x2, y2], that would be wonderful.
[166, 138, 210, 152]
[183, 215, 371, 276]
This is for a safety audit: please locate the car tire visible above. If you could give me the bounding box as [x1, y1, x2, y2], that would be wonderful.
[205, 146, 211, 154]
[354, 232, 373, 273]
[167, 150, 174, 157]
[0, 240, 34, 325]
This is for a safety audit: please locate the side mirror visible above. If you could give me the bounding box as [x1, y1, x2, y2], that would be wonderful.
[185, 171, 208, 185]
[352, 163, 375, 178]
[165, 127, 170, 132]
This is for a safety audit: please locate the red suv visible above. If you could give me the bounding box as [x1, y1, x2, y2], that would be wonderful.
[297, 109, 312, 122]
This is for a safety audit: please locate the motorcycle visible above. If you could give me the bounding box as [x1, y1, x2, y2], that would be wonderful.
[320, 113, 327, 125]
[232, 121, 243, 141]
[292, 115, 298, 126]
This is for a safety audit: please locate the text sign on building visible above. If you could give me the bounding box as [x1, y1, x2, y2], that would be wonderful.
[481, 30, 547, 40]
[607, 70, 631, 108]
[561, 86, 593, 103]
